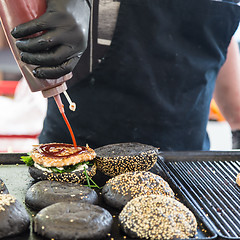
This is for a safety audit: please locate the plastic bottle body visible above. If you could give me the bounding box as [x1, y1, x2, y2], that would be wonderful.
[0, 0, 71, 97]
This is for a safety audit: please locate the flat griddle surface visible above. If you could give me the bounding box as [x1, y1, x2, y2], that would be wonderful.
[159, 151, 240, 240]
[0, 153, 216, 240]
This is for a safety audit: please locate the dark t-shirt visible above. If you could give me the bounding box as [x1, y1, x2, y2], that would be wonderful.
[39, 0, 240, 150]
[67, 0, 120, 87]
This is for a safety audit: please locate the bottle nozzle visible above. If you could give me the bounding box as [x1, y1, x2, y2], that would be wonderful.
[63, 91, 76, 111]
[54, 94, 64, 114]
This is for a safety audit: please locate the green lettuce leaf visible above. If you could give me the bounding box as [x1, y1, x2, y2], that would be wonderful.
[20, 155, 92, 173]
[48, 161, 92, 173]
[20, 155, 34, 166]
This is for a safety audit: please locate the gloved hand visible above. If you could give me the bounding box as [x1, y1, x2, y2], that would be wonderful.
[11, 0, 91, 79]
[232, 130, 240, 149]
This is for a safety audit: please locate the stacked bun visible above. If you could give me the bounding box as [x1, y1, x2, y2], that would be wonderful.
[96, 142, 198, 240]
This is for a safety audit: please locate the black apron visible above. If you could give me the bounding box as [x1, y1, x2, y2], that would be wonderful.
[39, 0, 240, 150]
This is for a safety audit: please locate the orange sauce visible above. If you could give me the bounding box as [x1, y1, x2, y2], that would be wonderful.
[54, 94, 77, 147]
[61, 111, 77, 147]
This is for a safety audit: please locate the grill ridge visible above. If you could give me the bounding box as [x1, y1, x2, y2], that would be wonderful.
[158, 155, 240, 239]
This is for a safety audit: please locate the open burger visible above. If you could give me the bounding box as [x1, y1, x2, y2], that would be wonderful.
[21, 143, 97, 184]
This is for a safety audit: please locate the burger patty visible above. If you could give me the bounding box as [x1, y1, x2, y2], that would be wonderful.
[31, 143, 96, 167]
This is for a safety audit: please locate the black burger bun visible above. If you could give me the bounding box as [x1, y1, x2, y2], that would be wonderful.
[119, 195, 197, 240]
[28, 163, 97, 184]
[102, 171, 174, 209]
[0, 194, 30, 239]
[25, 180, 98, 210]
[95, 142, 158, 177]
[33, 202, 113, 240]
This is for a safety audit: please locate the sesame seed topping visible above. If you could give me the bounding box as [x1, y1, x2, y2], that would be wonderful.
[95, 143, 158, 177]
[104, 171, 174, 201]
[0, 194, 15, 211]
[119, 194, 197, 240]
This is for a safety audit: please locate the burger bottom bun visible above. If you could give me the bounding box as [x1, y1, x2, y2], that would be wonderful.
[28, 163, 97, 184]
[0, 195, 30, 239]
[34, 202, 113, 240]
[25, 180, 98, 210]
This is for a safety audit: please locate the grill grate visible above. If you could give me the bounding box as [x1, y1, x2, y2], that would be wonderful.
[158, 155, 240, 239]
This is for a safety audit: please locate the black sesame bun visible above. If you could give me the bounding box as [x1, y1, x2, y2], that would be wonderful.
[0, 194, 30, 239]
[28, 163, 97, 184]
[102, 171, 174, 209]
[95, 142, 158, 177]
[25, 180, 98, 210]
[23, 143, 97, 184]
[33, 202, 113, 240]
[119, 194, 197, 240]
[0, 178, 8, 194]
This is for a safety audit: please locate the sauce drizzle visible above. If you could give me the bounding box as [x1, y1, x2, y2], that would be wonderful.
[54, 94, 77, 147]
[61, 111, 77, 147]
[39, 143, 87, 158]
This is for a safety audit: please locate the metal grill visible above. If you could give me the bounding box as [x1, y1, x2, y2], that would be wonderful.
[158, 154, 240, 239]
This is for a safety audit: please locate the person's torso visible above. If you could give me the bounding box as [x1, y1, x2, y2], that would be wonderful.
[42, 0, 240, 150]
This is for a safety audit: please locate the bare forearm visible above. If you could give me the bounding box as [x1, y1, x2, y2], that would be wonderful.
[214, 37, 240, 130]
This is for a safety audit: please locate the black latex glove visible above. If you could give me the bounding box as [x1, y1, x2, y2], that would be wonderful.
[232, 130, 240, 149]
[11, 0, 91, 79]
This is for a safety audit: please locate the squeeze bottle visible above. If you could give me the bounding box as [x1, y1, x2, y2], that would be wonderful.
[0, 0, 77, 146]
[0, 0, 72, 98]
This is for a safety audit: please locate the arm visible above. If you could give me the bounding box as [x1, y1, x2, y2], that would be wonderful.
[11, 0, 91, 79]
[213, 37, 240, 148]
[214, 37, 240, 129]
